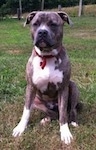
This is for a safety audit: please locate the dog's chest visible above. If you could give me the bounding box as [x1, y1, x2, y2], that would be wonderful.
[32, 56, 63, 92]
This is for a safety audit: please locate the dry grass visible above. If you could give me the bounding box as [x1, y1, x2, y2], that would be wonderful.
[0, 102, 96, 150]
[52, 4, 96, 17]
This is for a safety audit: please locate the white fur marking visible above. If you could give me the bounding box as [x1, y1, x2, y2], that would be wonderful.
[60, 123, 73, 145]
[71, 121, 78, 127]
[35, 46, 58, 56]
[12, 107, 30, 137]
[59, 58, 62, 64]
[40, 117, 51, 126]
[40, 25, 49, 31]
[32, 56, 63, 92]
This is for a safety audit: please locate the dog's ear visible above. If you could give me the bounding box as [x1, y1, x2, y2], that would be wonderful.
[58, 12, 73, 26]
[24, 12, 36, 27]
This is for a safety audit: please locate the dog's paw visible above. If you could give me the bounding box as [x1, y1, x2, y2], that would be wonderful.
[12, 123, 26, 137]
[60, 123, 73, 145]
[71, 121, 78, 127]
[40, 117, 51, 126]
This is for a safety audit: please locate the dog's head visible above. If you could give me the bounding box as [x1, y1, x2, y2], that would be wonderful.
[24, 11, 73, 52]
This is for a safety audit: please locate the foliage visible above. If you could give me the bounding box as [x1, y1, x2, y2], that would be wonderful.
[0, 0, 96, 17]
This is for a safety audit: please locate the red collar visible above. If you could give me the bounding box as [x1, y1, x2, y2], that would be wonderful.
[35, 46, 62, 69]
[35, 50, 55, 69]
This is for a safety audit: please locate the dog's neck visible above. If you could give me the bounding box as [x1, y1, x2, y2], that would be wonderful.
[34, 46, 62, 57]
[34, 46, 62, 69]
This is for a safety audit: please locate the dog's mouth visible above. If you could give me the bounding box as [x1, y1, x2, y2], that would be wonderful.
[35, 38, 54, 50]
[36, 39, 48, 48]
[38, 40, 47, 48]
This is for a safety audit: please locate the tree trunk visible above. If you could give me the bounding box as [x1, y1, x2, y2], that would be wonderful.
[78, 0, 83, 17]
[41, 0, 44, 11]
[19, 0, 22, 19]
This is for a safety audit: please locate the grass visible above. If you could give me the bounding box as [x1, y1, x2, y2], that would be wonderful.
[52, 4, 96, 17]
[0, 11, 96, 150]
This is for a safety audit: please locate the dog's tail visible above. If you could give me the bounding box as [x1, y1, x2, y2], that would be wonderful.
[76, 102, 83, 113]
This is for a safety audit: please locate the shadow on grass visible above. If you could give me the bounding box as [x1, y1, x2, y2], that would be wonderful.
[78, 102, 96, 126]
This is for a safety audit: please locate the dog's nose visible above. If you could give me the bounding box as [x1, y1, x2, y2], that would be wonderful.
[38, 29, 48, 37]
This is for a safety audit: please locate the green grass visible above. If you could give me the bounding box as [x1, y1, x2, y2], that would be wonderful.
[0, 15, 96, 150]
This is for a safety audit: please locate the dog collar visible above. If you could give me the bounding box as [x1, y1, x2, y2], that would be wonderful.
[34, 46, 62, 69]
[35, 50, 54, 69]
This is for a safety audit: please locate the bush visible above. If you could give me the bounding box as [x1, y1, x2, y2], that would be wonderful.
[0, 0, 96, 16]
[0, 4, 10, 18]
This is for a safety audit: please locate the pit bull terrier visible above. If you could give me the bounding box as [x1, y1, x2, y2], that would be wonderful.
[12, 11, 80, 145]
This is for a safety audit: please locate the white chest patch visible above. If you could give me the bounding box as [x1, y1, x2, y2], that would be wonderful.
[32, 56, 63, 92]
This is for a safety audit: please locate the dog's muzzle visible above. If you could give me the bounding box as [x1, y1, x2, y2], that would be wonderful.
[34, 29, 55, 50]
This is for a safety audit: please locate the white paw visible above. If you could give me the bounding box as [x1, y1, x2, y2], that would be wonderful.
[40, 117, 51, 126]
[71, 121, 78, 127]
[60, 123, 73, 145]
[12, 107, 30, 137]
[12, 122, 27, 137]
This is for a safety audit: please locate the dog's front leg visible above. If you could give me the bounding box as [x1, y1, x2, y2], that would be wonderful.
[58, 87, 73, 145]
[12, 84, 35, 137]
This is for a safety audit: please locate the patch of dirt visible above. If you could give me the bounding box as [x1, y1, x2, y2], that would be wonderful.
[8, 50, 22, 54]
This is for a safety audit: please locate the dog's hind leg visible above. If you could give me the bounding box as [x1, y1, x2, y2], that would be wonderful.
[68, 81, 80, 127]
[33, 96, 58, 125]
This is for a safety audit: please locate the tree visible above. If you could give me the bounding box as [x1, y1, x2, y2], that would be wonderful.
[19, 0, 22, 15]
[0, 0, 96, 17]
[41, 0, 44, 10]
[17, 0, 22, 20]
[78, 0, 83, 17]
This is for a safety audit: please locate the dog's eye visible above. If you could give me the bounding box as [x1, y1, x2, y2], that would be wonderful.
[33, 22, 39, 27]
[50, 22, 58, 27]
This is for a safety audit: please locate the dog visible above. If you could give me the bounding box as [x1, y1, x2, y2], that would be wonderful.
[12, 11, 80, 145]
